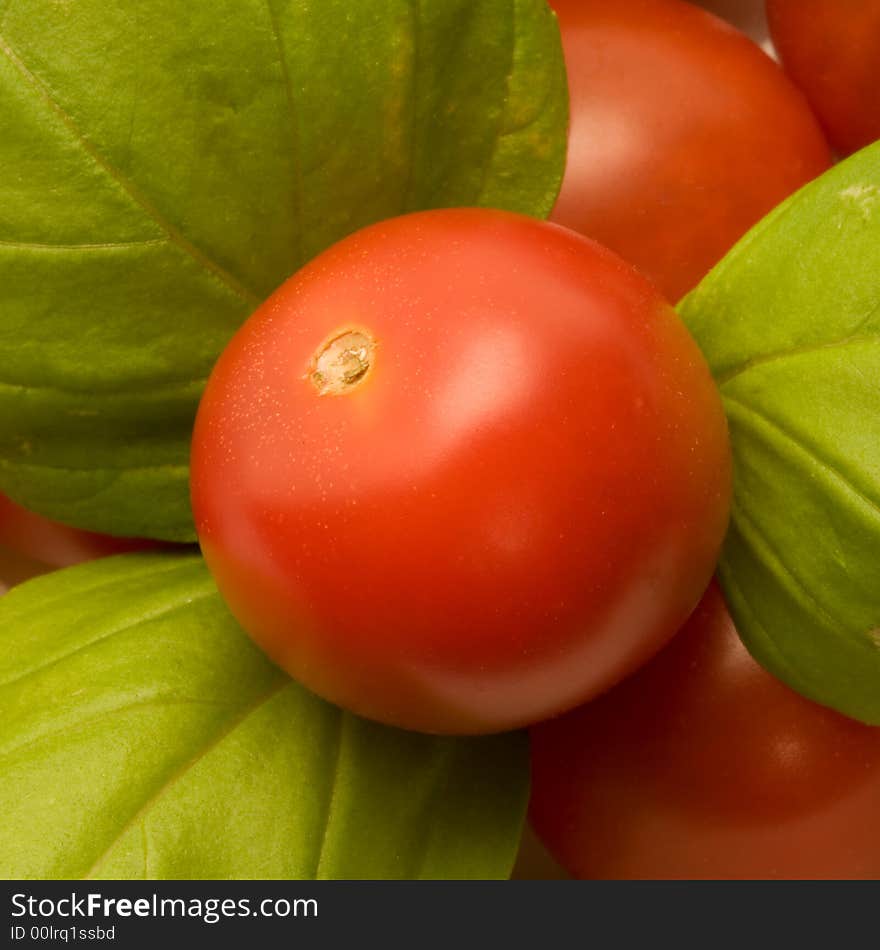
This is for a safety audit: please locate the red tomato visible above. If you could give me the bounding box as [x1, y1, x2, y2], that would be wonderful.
[191, 209, 731, 735]
[530, 580, 880, 879]
[549, 0, 832, 302]
[0, 491, 154, 571]
[767, 0, 880, 157]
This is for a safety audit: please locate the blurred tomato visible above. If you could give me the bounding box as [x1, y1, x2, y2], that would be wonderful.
[0, 491, 157, 573]
[549, 0, 831, 301]
[530, 581, 880, 878]
[767, 0, 880, 156]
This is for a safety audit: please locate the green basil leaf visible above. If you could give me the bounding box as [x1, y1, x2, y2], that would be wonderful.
[680, 141, 880, 723]
[0, 553, 528, 879]
[0, 0, 567, 541]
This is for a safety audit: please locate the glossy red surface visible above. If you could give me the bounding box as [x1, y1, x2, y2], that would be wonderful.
[767, 0, 880, 157]
[191, 209, 731, 734]
[549, 0, 832, 301]
[530, 581, 880, 878]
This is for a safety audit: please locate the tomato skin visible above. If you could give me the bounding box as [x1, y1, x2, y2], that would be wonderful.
[191, 209, 731, 735]
[767, 0, 880, 157]
[0, 491, 154, 571]
[530, 580, 880, 879]
[549, 0, 832, 302]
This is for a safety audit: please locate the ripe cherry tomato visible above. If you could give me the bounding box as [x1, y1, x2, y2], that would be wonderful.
[549, 0, 832, 302]
[767, 0, 880, 157]
[530, 580, 880, 879]
[191, 209, 731, 735]
[0, 491, 155, 571]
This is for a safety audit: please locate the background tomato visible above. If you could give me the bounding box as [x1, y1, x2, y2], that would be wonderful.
[0, 492, 156, 589]
[191, 208, 731, 735]
[530, 580, 880, 879]
[549, 0, 832, 302]
[767, 0, 880, 157]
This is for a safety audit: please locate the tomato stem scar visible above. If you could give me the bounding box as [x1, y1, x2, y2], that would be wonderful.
[309, 330, 375, 395]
